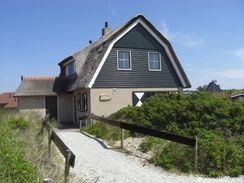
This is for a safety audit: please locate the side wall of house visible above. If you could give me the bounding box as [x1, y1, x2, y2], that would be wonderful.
[90, 88, 178, 117]
[58, 94, 73, 123]
[18, 96, 46, 118]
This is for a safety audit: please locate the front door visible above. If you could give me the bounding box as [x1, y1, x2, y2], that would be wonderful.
[45, 96, 57, 120]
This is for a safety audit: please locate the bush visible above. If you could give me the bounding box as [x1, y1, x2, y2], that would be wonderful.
[197, 130, 243, 177]
[151, 141, 193, 172]
[110, 92, 244, 177]
[140, 136, 165, 153]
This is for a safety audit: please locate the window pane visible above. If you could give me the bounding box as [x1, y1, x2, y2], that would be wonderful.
[149, 53, 160, 70]
[65, 62, 75, 76]
[118, 51, 130, 69]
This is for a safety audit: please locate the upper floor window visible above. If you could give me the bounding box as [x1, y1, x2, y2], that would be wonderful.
[65, 61, 75, 76]
[117, 50, 131, 70]
[148, 52, 161, 71]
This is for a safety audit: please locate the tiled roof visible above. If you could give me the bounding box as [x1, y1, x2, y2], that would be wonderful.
[0, 92, 17, 108]
[24, 76, 56, 80]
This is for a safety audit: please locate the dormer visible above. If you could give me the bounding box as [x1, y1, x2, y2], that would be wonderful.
[58, 56, 76, 77]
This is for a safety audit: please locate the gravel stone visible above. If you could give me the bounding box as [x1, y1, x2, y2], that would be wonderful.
[57, 131, 243, 183]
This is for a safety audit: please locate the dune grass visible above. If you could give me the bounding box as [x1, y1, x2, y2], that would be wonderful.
[0, 110, 81, 183]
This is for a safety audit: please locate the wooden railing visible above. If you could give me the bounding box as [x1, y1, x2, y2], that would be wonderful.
[42, 117, 75, 183]
[82, 114, 198, 170]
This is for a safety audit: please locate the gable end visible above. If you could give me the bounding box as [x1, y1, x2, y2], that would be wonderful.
[87, 17, 190, 88]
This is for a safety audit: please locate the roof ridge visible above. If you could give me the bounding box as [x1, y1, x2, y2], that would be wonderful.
[24, 76, 57, 81]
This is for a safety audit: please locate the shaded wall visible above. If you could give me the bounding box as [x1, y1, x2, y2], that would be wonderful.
[18, 96, 46, 118]
[58, 94, 73, 123]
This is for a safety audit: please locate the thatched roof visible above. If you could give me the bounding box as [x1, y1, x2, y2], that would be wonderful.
[15, 15, 191, 97]
[14, 77, 52, 96]
[58, 15, 191, 91]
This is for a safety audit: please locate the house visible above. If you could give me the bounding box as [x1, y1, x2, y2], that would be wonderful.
[203, 80, 222, 93]
[15, 76, 60, 119]
[15, 15, 191, 124]
[230, 94, 244, 101]
[0, 92, 18, 109]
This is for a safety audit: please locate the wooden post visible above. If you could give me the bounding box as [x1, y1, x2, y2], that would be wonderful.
[121, 128, 124, 149]
[91, 114, 94, 125]
[48, 128, 52, 159]
[43, 178, 52, 183]
[64, 150, 71, 183]
[194, 136, 198, 171]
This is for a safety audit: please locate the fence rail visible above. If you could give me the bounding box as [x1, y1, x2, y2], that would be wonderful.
[91, 114, 196, 147]
[42, 117, 75, 183]
[86, 114, 198, 170]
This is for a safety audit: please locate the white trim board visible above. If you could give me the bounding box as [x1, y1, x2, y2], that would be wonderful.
[87, 18, 186, 88]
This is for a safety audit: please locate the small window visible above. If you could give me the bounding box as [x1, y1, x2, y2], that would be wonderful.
[117, 51, 131, 70]
[148, 52, 161, 71]
[65, 61, 75, 76]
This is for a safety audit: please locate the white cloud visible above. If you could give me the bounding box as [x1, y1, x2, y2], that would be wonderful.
[160, 21, 204, 48]
[232, 47, 244, 63]
[215, 68, 244, 79]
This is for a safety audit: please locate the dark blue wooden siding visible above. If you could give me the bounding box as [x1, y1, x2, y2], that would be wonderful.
[93, 24, 182, 88]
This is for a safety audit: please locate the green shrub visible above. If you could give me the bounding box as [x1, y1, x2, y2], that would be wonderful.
[151, 141, 193, 172]
[110, 92, 244, 177]
[140, 136, 165, 153]
[197, 130, 243, 177]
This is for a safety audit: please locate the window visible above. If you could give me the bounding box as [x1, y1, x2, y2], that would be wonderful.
[81, 92, 88, 111]
[65, 61, 75, 76]
[148, 52, 161, 71]
[77, 92, 88, 112]
[77, 93, 81, 111]
[117, 51, 131, 70]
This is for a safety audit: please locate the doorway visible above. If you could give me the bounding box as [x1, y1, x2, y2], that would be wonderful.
[45, 96, 57, 120]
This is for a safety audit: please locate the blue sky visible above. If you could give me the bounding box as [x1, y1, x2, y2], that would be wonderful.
[0, 0, 243, 92]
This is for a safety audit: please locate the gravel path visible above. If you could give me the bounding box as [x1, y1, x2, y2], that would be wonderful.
[57, 130, 243, 183]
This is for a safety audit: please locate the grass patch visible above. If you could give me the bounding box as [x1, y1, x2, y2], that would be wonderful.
[81, 121, 130, 142]
[0, 110, 81, 183]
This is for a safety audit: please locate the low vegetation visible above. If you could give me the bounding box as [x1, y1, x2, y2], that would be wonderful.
[82, 122, 129, 142]
[83, 92, 244, 177]
[0, 110, 66, 183]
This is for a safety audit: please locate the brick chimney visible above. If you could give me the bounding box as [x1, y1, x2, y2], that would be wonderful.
[102, 22, 111, 36]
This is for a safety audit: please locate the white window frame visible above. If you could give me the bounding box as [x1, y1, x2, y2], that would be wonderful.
[117, 50, 132, 71]
[148, 52, 161, 71]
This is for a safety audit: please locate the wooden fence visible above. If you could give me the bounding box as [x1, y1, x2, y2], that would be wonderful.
[82, 114, 198, 170]
[42, 117, 75, 183]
